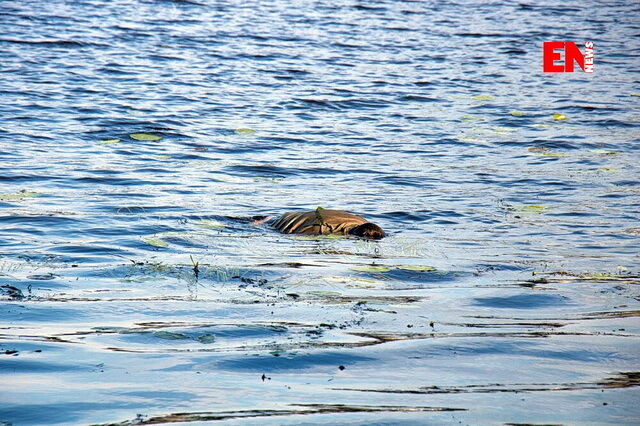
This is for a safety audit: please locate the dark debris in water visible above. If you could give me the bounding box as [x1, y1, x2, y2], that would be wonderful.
[528, 270, 640, 285]
[99, 403, 465, 425]
[469, 309, 640, 321]
[26, 273, 58, 280]
[346, 329, 633, 345]
[304, 293, 423, 305]
[333, 371, 640, 395]
[440, 321, 566, 329]
[0, 284, 24, 300]
[255, 262, 321, 268]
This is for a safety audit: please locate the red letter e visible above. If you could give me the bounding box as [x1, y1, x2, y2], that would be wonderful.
[543, 42, 565, 72]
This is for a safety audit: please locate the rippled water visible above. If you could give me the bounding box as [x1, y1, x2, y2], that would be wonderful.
[1, 0, 639, 424]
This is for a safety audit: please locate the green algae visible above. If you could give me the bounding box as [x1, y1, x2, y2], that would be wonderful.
[0, 191, 41, 201]
[130, 133, 163, 141]
[141, 237, 169, 248]
[234, 128, 256, 135]
[351, 265, 437, 273]
[513, 205, 549, 214]
[472, 95, 494, 101]
[153, 331, 189, 340]
[195, 219, 226, 229]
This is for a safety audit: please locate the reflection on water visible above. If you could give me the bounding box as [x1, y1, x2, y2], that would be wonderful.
[1, 0, 639, 424]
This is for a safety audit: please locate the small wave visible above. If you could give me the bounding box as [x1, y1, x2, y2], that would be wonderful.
[75, 176, 170, 186]
[0, 174, 57, 182]
[0, 38, 107, 47]
[289, 97, 393, 111]
[455, 32, 512, 38]
[400, 95, 443, 103]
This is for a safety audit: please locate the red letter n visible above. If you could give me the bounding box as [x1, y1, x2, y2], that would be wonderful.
[543, 42, 565, 72]
[564, 42, 586, 72]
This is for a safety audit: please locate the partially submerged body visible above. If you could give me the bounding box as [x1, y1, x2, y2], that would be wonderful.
[262, 207, 385, 240]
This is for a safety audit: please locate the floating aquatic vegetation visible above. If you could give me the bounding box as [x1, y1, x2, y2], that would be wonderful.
[528, 146, 548, 153]
[631, 93, 640, 97]
[351, 265, 391, 273]
[102, 403, 463, 425]
[512, 205, 549, 214]
[396, 265, 437, 272]
[333, 372, 640, 395]
[149, 154, 171, 160]
[530, 270, 640, 284]
[580, 273, 632, 281]
[462, 114, 485, 121]
[153, 331, 189, 340]
[472, 95, 494, 101]
[234, 128, 256, 135]
[351, 265, 436, 273]
[130, 133, 163, 141]
[195, 219, 226, 229]
[527, 147, 568, 157]
[0, 190, 41, 201]
[108, 327, 219, 344]
[306, 290, 343, 298]
[118, 276, 158, 283]
[588, 149, 617, 155]
[115, 260, 243, 284]
[345, 281, 382, 289]
[141, 237, 169, 247]
[552, 113, 568, 121]
[238, 324, 288, 333]
[595, 167, 620, 173]
[99, 139, 120, 144]
[197, 333, 217, 344]
[540, 152, 568, 157]
[491, 127, 514, 134]
[509, 110, 525, 116]
[305, 292, 423, 305]
[325, 276, 382, 286]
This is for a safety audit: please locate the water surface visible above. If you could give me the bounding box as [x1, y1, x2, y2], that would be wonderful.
[1, 0, 639, 424]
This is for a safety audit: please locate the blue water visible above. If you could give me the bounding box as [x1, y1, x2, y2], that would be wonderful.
[1, 0, 639, 424]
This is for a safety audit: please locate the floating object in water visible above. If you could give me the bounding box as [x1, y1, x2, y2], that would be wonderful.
[472, 95, 494, 101]
[130, 133, 163, 141]
[270, 207, 385, 239]
[234, 128, 256, 135]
